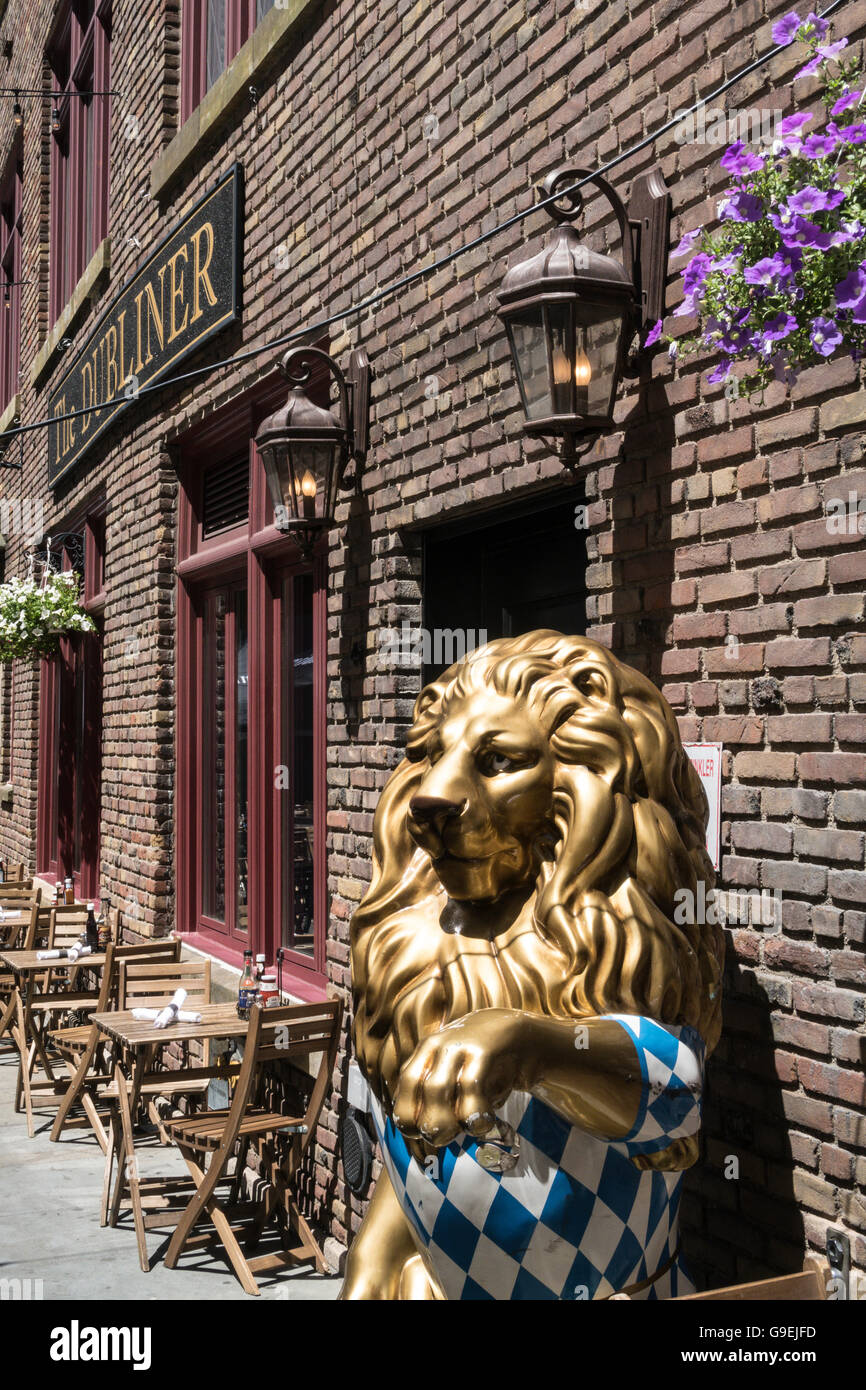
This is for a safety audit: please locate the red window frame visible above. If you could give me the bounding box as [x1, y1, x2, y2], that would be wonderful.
[0, 140, 23, 414]
[175, 365, 329, 993]
[36, 513, 105, 901]
[47, 0, 111, 324]
[181, 0, 271, 122]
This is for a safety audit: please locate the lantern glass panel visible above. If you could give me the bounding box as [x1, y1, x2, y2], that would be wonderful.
[288, 440, 340, 522]
[508, 307, 552, 421]
[578, 305, 626, 418]
[547, 300, 577, 417]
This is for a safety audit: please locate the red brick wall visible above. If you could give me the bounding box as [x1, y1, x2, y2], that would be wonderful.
[0, 0, 862, 1290]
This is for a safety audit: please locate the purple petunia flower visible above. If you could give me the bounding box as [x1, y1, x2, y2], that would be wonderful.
[754, 312, 798, 355]
[831, 89, 862, 115]
[772, 11, 801, 45]
[683, 252, 714, 296]
[673, 293, 698, 319]
[720, 191, 764, 222]
[810, 317, 842, 356]
[850, 295, 866, 325]
[787, 185, 846, 216]
[645, 319, 663, 347]
[831, 221, 865, 247]
[744, 255, 796, 292]
[835, 268, 866, 308]
[772, 212, 833, 250]
[795, 38, 849, 78]
[800, 132, 839, 159]
[707, 358, 733, 384]
[705, 309, 752, 355]
[672, 229, 701, 259]
[834, 121, 866, 145]
[795, 55, 823, 80]
[803, 11, 829, 39]
[778, 112, 813, 138]
[720, 141, 765, 176]
[668, 340, 679, 360]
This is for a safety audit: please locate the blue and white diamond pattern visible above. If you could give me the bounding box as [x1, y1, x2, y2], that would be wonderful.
[371, 1013, 704, 1301]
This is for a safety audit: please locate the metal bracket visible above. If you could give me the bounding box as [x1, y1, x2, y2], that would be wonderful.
[344, 347, 372, 465]
[826, 1229, 850, 1300]
[627, 168, 672, 331]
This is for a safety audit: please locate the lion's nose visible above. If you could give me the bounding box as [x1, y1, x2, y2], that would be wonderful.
[409, 795, 464, 830]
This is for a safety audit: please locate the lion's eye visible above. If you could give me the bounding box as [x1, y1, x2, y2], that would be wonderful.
[481, 751, 518, 776]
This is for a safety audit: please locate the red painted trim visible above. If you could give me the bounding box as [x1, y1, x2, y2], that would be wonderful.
[176, 529, 249, 580]
[182, 931, 328, 1001]
[174, 370, 330, 982]
[36, 658, 58, 873]
[313, 546, 327, 977]
[48, 3, 111, 322]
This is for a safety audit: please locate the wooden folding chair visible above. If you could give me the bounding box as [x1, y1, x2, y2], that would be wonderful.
[49, 936, 182, 1149]
[0, 889, 42, 1051]
[163, 998, 342, 1296]
[0, 882, 35, 903]
[101, 958, 214, 1225]
[12, 905, 105, 1120]
[0, 865, 28, 887]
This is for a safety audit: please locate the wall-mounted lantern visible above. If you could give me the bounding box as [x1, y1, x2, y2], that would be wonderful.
[255, 346, 371, 554]
[497, 167, 670, 467]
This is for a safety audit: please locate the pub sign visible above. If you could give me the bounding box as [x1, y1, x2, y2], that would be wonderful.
[48, 165, 243, 486]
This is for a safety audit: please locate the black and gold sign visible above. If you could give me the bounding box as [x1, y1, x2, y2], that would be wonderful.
[48, 165, 243, 486]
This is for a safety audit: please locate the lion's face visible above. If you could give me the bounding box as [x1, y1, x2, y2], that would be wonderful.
[406, 689, 555, 903]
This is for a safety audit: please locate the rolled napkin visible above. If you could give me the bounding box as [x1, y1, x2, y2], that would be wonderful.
[130, 1005, 202, 1024]
[37, 948, 69, 960]
[66, 943, 93, 964]
[152, 988, 191, 1029]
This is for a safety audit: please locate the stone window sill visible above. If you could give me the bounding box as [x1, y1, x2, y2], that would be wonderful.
[0, 394, 20, 439]
[0, 783, 12, 808]
[30, 238, 112, 390]
[150, 0, 321, 198]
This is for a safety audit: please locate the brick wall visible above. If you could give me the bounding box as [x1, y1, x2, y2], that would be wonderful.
[0, 0, 863, 1290]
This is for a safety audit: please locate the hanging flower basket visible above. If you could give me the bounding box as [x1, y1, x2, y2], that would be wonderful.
[0, 570, 96, 662]
[651, 10, 866, 396]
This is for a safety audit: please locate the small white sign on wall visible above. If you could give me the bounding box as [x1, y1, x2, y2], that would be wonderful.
[683, 742, 723, 872]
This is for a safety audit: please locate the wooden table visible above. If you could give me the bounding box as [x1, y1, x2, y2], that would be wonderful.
[93, 1004, 249, 1272]
[0, 948, 108, 1137]
[0, 912, 26, 949]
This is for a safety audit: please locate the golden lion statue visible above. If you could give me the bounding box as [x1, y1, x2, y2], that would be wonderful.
[342, 631, 724, 1301]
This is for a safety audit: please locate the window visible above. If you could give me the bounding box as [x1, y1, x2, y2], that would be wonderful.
[37, 514, 105, 898]
[0, 142, 23, 414]
[48, 0, 111, 323]
[181, 0, 273, 121]
[176, 371, 329, 987]
[423, 500, 588, 682]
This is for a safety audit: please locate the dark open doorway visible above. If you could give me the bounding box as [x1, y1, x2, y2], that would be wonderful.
[422, 495, 587, 683]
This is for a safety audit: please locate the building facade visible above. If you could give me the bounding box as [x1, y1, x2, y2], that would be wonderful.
[0, 0, 864, 1290]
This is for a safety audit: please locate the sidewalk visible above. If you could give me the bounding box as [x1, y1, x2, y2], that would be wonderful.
[0, 1054, 340, 1302]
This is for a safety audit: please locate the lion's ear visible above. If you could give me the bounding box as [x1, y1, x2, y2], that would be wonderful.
[569, 663, 616, 709]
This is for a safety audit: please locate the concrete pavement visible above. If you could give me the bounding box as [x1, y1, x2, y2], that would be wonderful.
[0, 1052, 341, 1301]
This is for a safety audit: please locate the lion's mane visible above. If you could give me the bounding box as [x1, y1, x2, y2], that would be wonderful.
[351, 632, 724, 1165]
